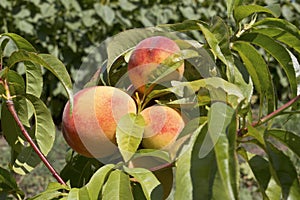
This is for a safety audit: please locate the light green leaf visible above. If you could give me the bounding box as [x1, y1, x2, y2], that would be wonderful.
[239, 32, 297, 97]
[102, 169, 134, 200]
[198, 22, 235, 80]
[116, 113, 145, 162]
[7, 50, 73, 106]
[25, 94, 55, 155]
[253, 27, 300, 67]
[124, 166, 162, 200]
[227, 0, 241, 17]
[25, 61, 43, 98]
[1, 33, 36, 52]
[234, 5, 279, 23]
[209, 102, 236, 199]
[82, 164, 115, 200]
[175, 122, 208, 200]
[253, 18, 300, 41]
[232, 41, 275, 113]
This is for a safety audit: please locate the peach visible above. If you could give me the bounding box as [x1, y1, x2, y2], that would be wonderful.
[127, 36, 184, 94]
[62, 86, 137, 158]
[140, 105, 185, 150]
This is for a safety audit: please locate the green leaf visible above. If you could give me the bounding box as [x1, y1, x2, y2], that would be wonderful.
[226, 0, 241, 17]
[124, 166, 162, 200]
[7, 50, 73, 105]
[209, 102, 237, 199]
[175, 123, 207, 200]
[12, 146, 41, 175]
[234, 5, 279, 23]
[253, 18, 300, 41]
[266, 142, 300, 199]
[147, 49, 196, 87]
[82, 164, 115, 200]
[29, 182, 69, 200]
[1, 33, 36, 52]
[253, 28, 300, 55]
[132, 149, 171, 164]
[116, 113, 145, 162]
[25, 61, 43, 98]
[0, 166, 24, 198]
[102, 169, 134, 200]
[60, 155, 102, 188]
[239, 32, 297, 97]
[25, 94, 55, 155]
[1, 102, 23, 153]
[268, 129, 300, 158]
[190, 124, 217, 200]
[198, 22, 235, 80]
[5, 69, 25, 96]
[148, 77, 245, 108]
[232, 41, 275, 113]
[248, 155, 271, 199]
[208, 17, 235, 81]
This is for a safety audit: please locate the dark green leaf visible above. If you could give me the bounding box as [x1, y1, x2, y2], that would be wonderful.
[102, 169, 134, 200]
[1, 102, 23, 153]
[266, 142, 300, 199]
[234, 5, 279, 23]
[268, 129, 300, 158]
[232, 41, 275, 113]
[0, 166, 24, 198]
[248, 155, 270, 199]
[12, 146, 41, 175]
[124, 166, 162, 200]
[60, 155, 102, 188]
[239, 32, 297, 97]
[116, 113, 145, 162]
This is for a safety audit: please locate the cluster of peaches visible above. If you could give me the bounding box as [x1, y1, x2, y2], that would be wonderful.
[62, 36, 186, 159]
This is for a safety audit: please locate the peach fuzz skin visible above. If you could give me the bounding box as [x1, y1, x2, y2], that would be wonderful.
[62, 86, 137, 158]
[127, 36, 184, 94]
[140, 105, 185, 150]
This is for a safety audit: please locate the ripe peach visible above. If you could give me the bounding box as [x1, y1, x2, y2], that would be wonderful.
[62, 86, 137, 158]
[140, 105, 185, 150]
[127, 36, 184, 94]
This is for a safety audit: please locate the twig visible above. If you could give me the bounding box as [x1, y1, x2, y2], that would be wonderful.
[238, 94, 300, 136]
[3, 80, 66, 185]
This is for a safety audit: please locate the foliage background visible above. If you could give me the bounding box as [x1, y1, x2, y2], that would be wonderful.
[1, 0, 300, 198]
[3, 0, 299, 124]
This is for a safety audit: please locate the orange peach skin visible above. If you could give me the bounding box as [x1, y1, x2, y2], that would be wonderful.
[62, 86, 137, 158]
[141, 105, 185, 150]
[128, 36, 184, 94]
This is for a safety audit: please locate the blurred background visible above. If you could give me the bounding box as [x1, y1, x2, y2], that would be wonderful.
[0, 0, 300, 198]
